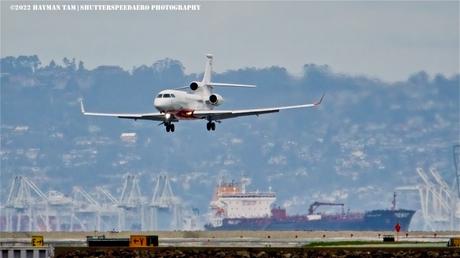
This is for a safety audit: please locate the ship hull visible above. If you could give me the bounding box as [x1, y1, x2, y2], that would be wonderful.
[206, 209, 415, 231]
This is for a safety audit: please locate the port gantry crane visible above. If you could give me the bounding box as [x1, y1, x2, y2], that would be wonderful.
[454, 144, 460, 198]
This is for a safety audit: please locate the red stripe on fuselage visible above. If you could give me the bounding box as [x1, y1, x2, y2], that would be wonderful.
[169, 109, 198, 120]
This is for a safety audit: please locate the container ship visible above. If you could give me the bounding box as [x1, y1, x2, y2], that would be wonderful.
[205, 180, 415, 231]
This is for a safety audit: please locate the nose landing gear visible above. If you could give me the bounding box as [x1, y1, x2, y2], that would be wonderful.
[206, 121, 216, 131]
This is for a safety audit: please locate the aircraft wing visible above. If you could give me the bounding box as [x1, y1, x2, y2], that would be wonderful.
[79, 99, 165, 121]
[193, 94, 324, 121]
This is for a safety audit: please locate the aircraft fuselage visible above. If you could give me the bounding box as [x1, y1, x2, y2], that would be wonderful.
[153, 89, 216, 120]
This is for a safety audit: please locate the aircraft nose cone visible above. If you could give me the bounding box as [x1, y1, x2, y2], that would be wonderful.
[154, 98, 162, 110]
[154, 97, 168, 112]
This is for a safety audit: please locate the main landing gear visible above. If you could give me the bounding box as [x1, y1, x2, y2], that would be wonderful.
[206, 121, 216, 131]
[165, 123, 175, 133]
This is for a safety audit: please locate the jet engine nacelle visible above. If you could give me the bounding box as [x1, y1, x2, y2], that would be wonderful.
[190, 81, 203, 91]
[209, 94, 224, 105]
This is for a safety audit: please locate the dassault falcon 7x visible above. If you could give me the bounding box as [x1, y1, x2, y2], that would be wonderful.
[80, 54, 324, 132]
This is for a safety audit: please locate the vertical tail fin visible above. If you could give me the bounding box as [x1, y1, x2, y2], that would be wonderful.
[202, 54, 213, 85]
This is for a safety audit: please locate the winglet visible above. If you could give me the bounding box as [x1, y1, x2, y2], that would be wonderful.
[79, 98, 86, 114]
[314, 93, 325, 106]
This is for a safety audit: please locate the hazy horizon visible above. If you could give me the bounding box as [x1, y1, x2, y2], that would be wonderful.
[1, 1, 458, 82]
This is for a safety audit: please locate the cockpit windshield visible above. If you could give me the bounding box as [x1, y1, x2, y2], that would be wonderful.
[157, 93, 175, 98]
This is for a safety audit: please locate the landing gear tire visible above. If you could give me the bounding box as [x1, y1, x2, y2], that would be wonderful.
[207, 122, 216, 131]
[165, 123, 175, 133]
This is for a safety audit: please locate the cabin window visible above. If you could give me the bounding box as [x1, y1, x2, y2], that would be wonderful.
[157, 94, 163, 98]
[163, 94, 171, 98]
[170, 94, 175, 98]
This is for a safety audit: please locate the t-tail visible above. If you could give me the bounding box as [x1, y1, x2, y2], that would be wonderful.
[186, 54, 256, 95]
[205, 54, 256, 88]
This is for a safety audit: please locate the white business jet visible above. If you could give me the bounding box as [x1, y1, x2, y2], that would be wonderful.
[80, 54, 323, 132]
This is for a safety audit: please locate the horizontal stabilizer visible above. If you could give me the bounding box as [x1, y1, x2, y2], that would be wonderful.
[173, 86, 189, 90]
[209, 82, 256, 88]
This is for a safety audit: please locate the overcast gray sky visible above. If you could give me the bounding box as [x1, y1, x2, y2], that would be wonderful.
[1, 1, 458, 81]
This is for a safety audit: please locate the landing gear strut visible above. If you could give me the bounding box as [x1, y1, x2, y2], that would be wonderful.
[206, 122, 216, 131]
[165, 123, 175, 133]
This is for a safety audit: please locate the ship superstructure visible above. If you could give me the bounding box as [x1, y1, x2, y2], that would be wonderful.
[209, 180, 275, 227]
